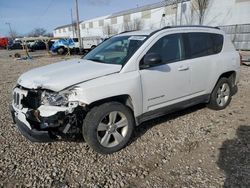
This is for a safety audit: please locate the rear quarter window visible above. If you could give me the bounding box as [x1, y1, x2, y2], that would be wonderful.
[211, 34, 224, 54]
[185, 32, 224, 59]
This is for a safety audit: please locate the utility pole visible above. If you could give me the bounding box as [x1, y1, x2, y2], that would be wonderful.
[75, 0, 82, 50]
[71, 9, 75, 38]
[5, 22, 13, 39]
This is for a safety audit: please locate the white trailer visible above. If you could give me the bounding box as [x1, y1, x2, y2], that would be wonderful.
[82, 36, 103, 50]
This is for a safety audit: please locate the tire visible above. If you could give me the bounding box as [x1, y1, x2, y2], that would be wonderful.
[91, 45, 96, 50]
[207, 77, 232, 110]
[83, 102, 135, 154]
[57, 47, 66, 55]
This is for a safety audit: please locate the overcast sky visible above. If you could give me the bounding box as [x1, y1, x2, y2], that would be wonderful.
[0, 0, 161, 36]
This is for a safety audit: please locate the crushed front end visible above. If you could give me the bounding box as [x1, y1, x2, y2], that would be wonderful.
[10, 85, 85, 142]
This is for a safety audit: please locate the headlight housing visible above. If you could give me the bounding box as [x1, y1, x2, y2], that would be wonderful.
[41, 91, 70, 106]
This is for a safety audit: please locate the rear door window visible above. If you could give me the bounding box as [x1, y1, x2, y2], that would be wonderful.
[184, 32, 223, 59]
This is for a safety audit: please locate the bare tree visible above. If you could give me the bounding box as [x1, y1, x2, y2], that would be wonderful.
[190, 0, 211, 25]
[132, 19, 144, 30]
[28, 28, 47, 37]
[45, 32, 53, 37]
[71, 22, 77, 38]
[103, 24, 112, 36]
[103, 24, 117, 37]
[184, 3, 195, 25]
[123, 22, 131, 32]
[123, 19, 144, 32]
[8, 30, 20, 39]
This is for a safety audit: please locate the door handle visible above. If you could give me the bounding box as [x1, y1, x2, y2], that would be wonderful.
[178, 66, 189, 71]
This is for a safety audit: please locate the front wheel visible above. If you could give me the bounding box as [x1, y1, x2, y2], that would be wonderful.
[83, 102, 134, 154]
[207, 77, 232, 110]
[57, 47, 66, 55]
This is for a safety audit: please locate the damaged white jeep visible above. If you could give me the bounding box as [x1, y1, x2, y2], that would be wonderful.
[11, 26, 240, 154]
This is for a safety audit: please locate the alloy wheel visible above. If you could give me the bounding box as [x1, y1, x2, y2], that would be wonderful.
[216, 83, 230, 107]
[97, 111, 129, 148]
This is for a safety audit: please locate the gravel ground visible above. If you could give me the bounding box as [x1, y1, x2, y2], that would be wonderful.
[0, 50, 249, 187]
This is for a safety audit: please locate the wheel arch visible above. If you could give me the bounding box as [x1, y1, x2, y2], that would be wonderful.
[218, 71, 236, 85]
[209, 70, 237, 98]
[88, 94, 134, 113]
[211, 71, 236, 92]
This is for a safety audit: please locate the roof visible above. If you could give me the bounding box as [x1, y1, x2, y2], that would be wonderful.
[108, 0, 190, 18]
[54, 15, 110, 30]
[80, 15, 110, 24]
[54, 23, 75, 30]
[118, 25, 221, 36]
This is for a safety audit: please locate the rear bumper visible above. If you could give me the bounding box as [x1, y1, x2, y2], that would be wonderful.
[10, 105, 56, 142]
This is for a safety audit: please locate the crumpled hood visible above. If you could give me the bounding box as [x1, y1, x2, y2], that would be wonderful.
[17, 58, 122, 92]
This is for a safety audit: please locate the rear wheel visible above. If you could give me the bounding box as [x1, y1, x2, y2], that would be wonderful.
[83, 102, 134, 154]
[207, 77, 232, 110]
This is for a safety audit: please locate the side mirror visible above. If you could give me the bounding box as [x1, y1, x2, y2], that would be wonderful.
[141, 53, 162, 69]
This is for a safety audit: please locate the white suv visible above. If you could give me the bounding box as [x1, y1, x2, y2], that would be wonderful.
[11, 26, 240, 154]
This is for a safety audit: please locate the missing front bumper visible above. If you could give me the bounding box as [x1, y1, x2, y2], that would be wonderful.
[15, 117, 56, 142]
[10, 105, 57, 142]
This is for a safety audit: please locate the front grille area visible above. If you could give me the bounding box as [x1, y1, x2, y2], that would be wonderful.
[22, 90, 41, 109]
[13, 90, 22, 108]
[13, 87, 41, 110]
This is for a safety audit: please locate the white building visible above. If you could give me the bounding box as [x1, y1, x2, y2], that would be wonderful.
[53, 0, 250, 49]
[53, 23, 76, 38]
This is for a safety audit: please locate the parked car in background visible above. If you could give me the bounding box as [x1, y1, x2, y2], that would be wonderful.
[0, 37, 8, 49]
[11, 26, 240, 154]
[13, 39, 22, 44]
[9, 38, 32, 50]
[48, 40, 55, 50]
[50, 38, 79, 55]
[7, 42, 23, 50]
[28, 41, 46, 51]
[50, 37, 104, 55]
[26, 40, 36, 48]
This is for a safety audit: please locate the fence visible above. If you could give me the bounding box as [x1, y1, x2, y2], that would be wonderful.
[220, 24, 250, 51]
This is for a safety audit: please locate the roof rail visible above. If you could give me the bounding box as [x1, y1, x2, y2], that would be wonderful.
[161, 25, 220, 30]
[149, 25, 220, 36]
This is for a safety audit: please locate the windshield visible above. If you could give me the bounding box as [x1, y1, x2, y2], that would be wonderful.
[83, 35, 147, 65]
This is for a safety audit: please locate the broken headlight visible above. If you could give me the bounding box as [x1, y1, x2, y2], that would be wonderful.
[41, 91, 70, 106]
